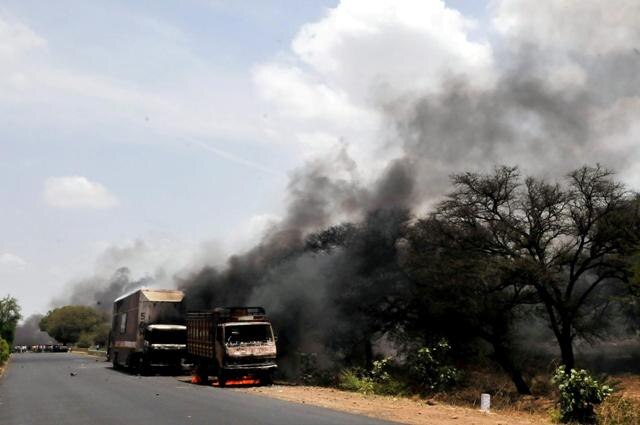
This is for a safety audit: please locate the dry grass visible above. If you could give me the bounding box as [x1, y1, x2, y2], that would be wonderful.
[431, 368, 555, 417]
[592, 375, 640, 425]
[425, 371, 640, 424]
[608, 375, 640, 401]
[597, 395, 640, 425]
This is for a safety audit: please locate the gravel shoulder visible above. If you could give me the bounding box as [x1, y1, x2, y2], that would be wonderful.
[236, 385, 550, 425]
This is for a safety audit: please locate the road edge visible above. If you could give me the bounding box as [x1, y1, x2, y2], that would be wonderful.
[0, 356, 10, 379]
[70, 348, 107, 360]
[233, 385, 551, 425]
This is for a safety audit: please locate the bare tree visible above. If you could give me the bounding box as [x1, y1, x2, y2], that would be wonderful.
[405, 216, 537, 394]
[433, 165, 638, 371]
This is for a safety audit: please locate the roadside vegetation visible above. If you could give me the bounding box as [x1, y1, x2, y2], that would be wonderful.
[39, 305, 109, 348]
[17, 164, 640, 424]
[263, 165, 640, 424]
[0, 295, 21, 367]
[598, 394, 640, 425]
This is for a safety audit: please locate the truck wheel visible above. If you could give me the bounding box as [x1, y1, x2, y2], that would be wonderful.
[260, 371, 273, 386]
[172, 361, 183, 376]
[138, 355, 151, 376]
[112, 353, 119, 370]
[196, 362, 208, 384]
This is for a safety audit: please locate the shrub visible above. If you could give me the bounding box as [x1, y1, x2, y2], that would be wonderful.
[370, 357, 392, 383]
[0, 337, 10, 365]
[407, 339, 460, 393]
[551, 366, 613, 424]
[338, 368, 375, 394]
[298, 352, 333, 386]
[373, 357, 407, 395]
[597, 395, 640, 425]
[338, 358, 406, 396]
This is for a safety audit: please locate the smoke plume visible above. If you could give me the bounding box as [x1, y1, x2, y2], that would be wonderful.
[56, 267, 151, 313]
[177, 0, 640, 371]
[14, 315, 56, 346]
[51, 237, 207, 312]
[46, 0, 640, 373]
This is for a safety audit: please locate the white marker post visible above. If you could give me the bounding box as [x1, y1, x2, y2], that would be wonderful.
[480, 393, 491, 412]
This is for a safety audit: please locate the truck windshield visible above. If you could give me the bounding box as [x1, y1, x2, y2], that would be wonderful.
[148, 329, 186, 344]
[225, 324, 273, 345]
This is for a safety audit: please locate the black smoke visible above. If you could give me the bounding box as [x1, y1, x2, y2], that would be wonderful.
[54, 267, 151, 313]
[177, 20, 640, 375]
[14, 315, 56, 346]
[48, 2, 640, 377]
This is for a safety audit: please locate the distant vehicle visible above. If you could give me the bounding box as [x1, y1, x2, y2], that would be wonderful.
[12, 346, 27, 353]
[52, 345, 69, 353]
[108, 288, 187, 374]
[31, 345, 48, 352]
[187, 307, 277, 386]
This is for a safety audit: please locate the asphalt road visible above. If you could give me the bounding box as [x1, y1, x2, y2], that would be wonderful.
[0, 353, 395, 425]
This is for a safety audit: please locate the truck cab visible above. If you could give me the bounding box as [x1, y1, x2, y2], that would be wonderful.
[141, 324, 187, 371]
[188, 307, 277, 386]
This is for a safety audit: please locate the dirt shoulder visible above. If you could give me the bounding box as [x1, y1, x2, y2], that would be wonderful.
[70, 348, 107, 360]
[0, 358, 8, 378]
[236, 385, 550, 425]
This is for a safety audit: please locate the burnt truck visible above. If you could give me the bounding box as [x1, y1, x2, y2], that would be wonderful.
[109, 288, 187, 373]
[187, 307, 277, 386]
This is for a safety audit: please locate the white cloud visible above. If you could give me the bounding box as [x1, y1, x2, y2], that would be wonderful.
[492, 0, 640, 56]
[291, 0, 493, 98]
[0, 14, 46, 61]
[253, 0, 494, 176]
[43, 176, 119, 209]
[0, 252, 27, 271]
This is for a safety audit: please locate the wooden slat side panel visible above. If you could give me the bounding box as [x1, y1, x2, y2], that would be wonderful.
[187, 314, 215, 359]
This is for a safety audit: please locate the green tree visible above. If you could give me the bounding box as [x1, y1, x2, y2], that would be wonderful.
[432, 165, 639, 372]
[39, 306, 107, 345]
[306, 209, 412, 370]
[404, 217, 536, 394]
[0, 295, 21, 344]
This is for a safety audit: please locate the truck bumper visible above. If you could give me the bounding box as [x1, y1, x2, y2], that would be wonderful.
[223, 363, 277, 371]
[146, 349, 186, 365]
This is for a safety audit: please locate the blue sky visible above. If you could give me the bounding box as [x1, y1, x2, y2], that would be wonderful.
[2, 0, 638, 317]
[2, 0, 362, 316]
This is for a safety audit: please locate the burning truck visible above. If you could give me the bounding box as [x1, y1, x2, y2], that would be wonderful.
[187, 307, 277, 386]
[108, 288, 187, 373]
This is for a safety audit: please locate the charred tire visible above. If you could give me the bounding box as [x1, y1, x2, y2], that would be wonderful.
[260, 371, 273, 386]
[218, 370, 226, 387]
[172, 361, 184, 376]
[139, 355, 151, 376]
[196, 362, 208, 384]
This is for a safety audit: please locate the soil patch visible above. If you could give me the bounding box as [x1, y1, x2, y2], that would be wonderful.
[236, 385, 550, 425]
